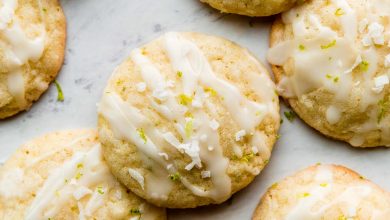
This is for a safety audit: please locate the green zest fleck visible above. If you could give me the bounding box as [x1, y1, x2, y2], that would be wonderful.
[204, 87, 218, 96]
[169, 173, 180, 181]
[333, 76, 339, 83]
[326, 74, 333, 79]
[137, 128, 147, 144]
[178, 94, 193, 105]
[299, 192, 310, 198]
[130, 208, 141, 216]
[184, 119, 193, 138]
[97, 186, 104, 195]
[298, 44, 306, 51]
[177, 71, 183, 78]
[335, 8, 345, 16]
[377, 98, 390, 123]
[241, 153, 255, 162]
[359, 61, 369, 72]
[320, 183, 328, 187]
[338, 215, 347, 220]
[42, 8, 47, 12]
[284, 111, 296, 122]
[276, 134, 281, 140]
[76, 163, 83, 169]
[54, 80, 64, 102]
[75, 172, 83, 180]
[321, 40, 336, 49]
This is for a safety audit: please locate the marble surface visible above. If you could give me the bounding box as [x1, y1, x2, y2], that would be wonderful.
[1, 0, 389, 219]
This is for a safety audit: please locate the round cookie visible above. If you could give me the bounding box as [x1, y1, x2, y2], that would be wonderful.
[268, 0, 390, 147]
[253, 164, 390, 219]
[98, 32, 280, 208]
[0, 0, 66, 119]
[200, 0, 306, 17]
[0, 130, 166, 220]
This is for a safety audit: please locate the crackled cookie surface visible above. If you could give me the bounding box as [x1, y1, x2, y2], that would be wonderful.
[98, 32, 280, 208]
[268, 0, 390, 147]
[0, 0, 66, 119]
[0, 130, 166, 220]
[253, 164, 390, 220]
[200, 0, 305, 17]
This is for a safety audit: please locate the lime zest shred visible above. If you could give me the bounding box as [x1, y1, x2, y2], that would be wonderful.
[333, 76, 340, 83]
[335, 8, 345, 16]
[321, 40, 337, 49]
[75, 172, 83, 180]
[137, 128, 147, 144]
[298, 44, 306, 51]
[240, 153, 255, 162]
[359, 61, 369, 72]
[377, 98, 390, 123]
[130, 208, 141, 216]
[177, 71, 183, 78]
[178, 94, 193, 106]
[338, 215, 347, 220]
[284, 111, 296, 122]
[319, 183, 328, 187]
[76, 163, 83, 169]
[97, 186, 104, 195]
[299, 192, 311, 198]
[54, 80, 64, 102]
[184, 119, 193, 138]
[204, 87, 218, 96]
[169, 172, 180, 181]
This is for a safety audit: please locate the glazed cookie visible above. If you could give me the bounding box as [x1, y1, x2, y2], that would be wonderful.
[0, 130, 166, 220]
[253, 164, 390, 219]
[268, 0, 390, 147]
[98, 32, 280, 208]
[200, 0, 306, 17]
[0, 0, 66, 119]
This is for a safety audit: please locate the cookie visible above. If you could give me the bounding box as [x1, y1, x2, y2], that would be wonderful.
[200, 0, 306, 17]
[97, 32, 280, 208]
[268, 0, 390, 147]
[0, 130, 166, 220]
[253, 164, 390, 219]
[0, 0, 66, 119]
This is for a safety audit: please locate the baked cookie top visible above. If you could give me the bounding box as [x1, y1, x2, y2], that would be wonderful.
[0, 0, 66, 119]
[253, 164, 390, 219]
[268, 0, 390, 147]
[200, 0, 306, 17]
[98, 32, 280, 208]
[0, 130, 166, 220]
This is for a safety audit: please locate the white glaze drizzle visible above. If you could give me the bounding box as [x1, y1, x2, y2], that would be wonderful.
[0, 0, 46, 106]
[25, 144, 115, 219]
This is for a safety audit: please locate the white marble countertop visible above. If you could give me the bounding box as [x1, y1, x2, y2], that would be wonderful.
[1, 0, 389, 219]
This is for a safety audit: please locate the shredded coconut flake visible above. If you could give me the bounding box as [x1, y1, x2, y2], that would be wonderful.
[128, 168, 145, 189]
[166, 164, 173, 170]
[235, 130, 246, 141]
[367, 22, 385, 45]
[192, 99, 202, 108]
[136, 82, 146, 92]
[201, 171, 211, 179]
[166, 80, 175, 88]
[209, 119, 220, 130]
[178, 140, 202, 171]
[208, 146, 214, 151]
[158, 152, 169, 160]
[372, 75, 389, 93]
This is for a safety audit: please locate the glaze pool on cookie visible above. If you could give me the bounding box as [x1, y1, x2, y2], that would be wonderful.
[268, 0, 390, 147]
[98, 32, 280, 208]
